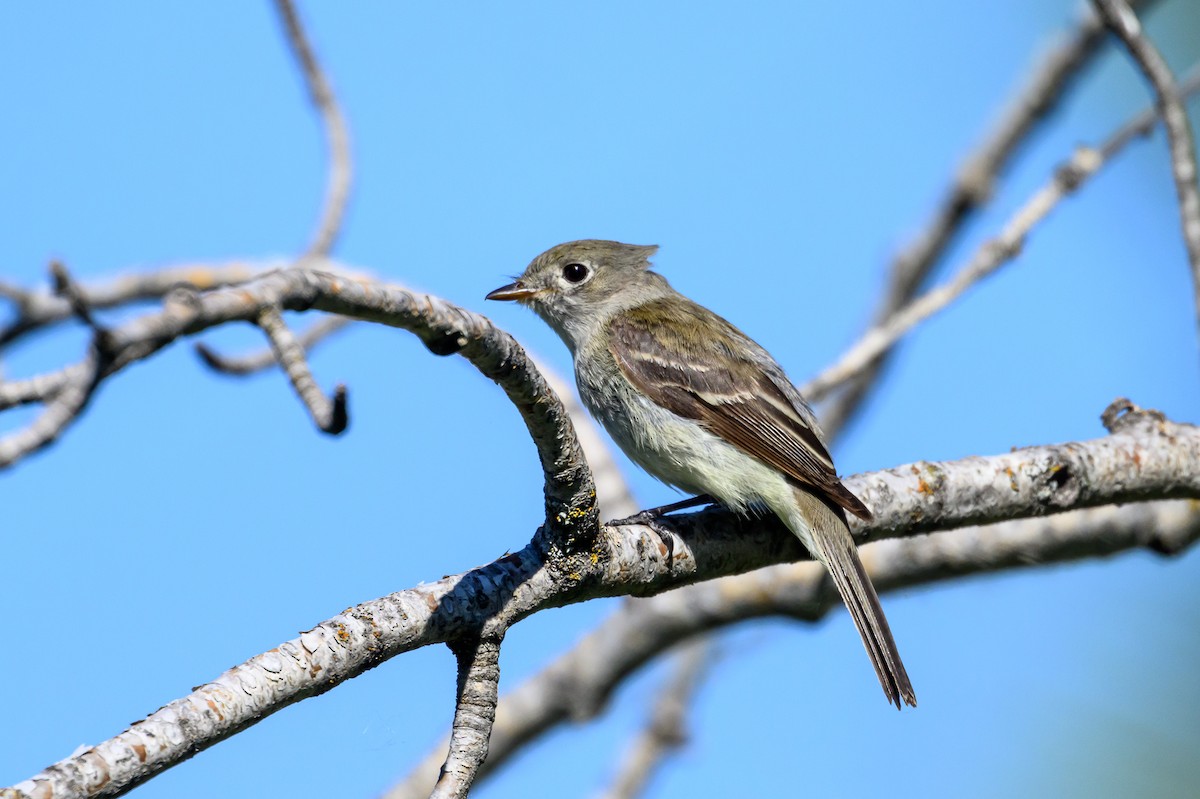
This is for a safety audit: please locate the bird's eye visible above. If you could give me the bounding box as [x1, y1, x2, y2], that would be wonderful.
[562, 263, 589, 283]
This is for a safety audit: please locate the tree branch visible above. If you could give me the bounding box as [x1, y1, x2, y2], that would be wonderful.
[0, 261, 275, 349]
[194, 315, 351, 375]
[815, 0, 1160, 438]
[592, 642, 712, 799]
[430, 633, 505, 799]
[255, 306, 348, 433]
[8, 402, 1197, 799]
[803, 64, 1200, 403]
[386, 496, 1200, 797]
[1092, 0, 1200, 349]
[273, 0, 353, 257]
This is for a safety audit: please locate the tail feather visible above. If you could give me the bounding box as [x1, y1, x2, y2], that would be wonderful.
[789, 489, 917, 709]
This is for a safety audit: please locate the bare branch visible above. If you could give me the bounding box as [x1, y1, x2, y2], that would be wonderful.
[815, 1, 1159, 437]
[430, 633, 504, 799]
[1092, 0, 1200, 348]
[195, 315, 351, 375]
[0, 366, 75, 410]
[0, 356, 100, 468]
[805, 147, 1098, 400]
[592, 642, 712, 799]
[0, 277, 31, 304]
[803, 67, 1200, 403]
[273, 0, 353, 257]
[388, 497, 1200, 797]
[0, 261, 273, 349]
[49, 261, 109, 346]
[256, 306, 348, 434]
[11, 404, 1197, 799]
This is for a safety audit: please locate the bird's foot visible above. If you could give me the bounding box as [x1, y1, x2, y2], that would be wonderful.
[609, 494, 716, 529]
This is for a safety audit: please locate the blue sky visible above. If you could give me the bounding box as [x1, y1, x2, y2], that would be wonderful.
[2, 2, 1199, 798]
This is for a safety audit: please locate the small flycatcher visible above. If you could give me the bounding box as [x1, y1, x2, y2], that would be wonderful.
[487, 240, 915, 708]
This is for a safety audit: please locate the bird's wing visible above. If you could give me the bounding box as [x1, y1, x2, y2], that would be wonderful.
[608, 297, 871, 521]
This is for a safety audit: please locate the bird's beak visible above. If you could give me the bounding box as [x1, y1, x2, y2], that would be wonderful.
[486, 281, 538, 302]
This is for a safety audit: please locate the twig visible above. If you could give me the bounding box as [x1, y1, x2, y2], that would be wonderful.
[0, 261, 276, 349]
[593, 642, 712, 799]
[0, 365, 76, 411]
[815, 0, 1160, 438]
[273, 0, 353, 257]
[385, 497, 1200, 797]
[1100, 64, 1200, 159]
[256, 306, 348, 434]
[430, 633, 505, 799]
[1092, 0, 1200, 349]
[49, 261, 110, 351]
[0, 278, 30, 303]
[195, 315, 351, 375]
[803, 67, 1200, 402]
[0, 356, 101, 468]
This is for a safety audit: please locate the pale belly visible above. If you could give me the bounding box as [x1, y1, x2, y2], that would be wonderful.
[575, 355, 792, 515]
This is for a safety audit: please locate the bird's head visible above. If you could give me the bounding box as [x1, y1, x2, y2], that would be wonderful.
[486, 239, 664, 350]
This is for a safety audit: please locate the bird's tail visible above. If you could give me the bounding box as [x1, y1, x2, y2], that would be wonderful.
[786, 488, 917, 709]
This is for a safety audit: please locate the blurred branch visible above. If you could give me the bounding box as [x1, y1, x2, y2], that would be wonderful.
[592, 642, 712, 799]
[387, 495, 1200, 797]
[256, 306, 348, 434]
[804, 62, 1200, 403]
[1092, 0, 1200, 350]
[49, 261, 109, 346]
[10, 399, 1191, 799]
[273, 0, 353, 257]
[0, 262, 271, 349]
[816, 0, 1159, 437]
[196, 315, 352, 374]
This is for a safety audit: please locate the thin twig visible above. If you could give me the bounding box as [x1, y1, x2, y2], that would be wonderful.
[273, 0, 353, 257]
[431, 633, 505, 799]
[195, 315, 351, 375]
[1100, 64, 1200, 159]
[0, 354, 100, 468]
[0, 278, 32, 305]
[257, 306, 348, 434]
[593, 642, 712, 799]
[1092, 0, 1200, 349]
[0, 365, 77, 411]
[49, 261, 110, 350]
[816, 0, 1160, 438]
[0, 261, 278, 349]
[803, 68, 1200, 402]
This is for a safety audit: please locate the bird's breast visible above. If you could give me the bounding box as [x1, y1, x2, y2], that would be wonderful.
[573, 345, 788, 513]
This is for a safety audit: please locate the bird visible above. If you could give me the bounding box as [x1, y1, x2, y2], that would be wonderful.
[487, 239, 915, 708]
